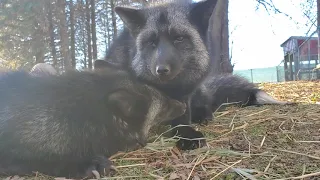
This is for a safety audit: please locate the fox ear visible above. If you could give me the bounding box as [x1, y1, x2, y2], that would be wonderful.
[107, 90, 138, 117]
[94, 59, 122, 70]
[115, 6, 146, 37]
[189, 0, 218, 34]
[107, 90, 149, 123]
[94, 60, 111, 69]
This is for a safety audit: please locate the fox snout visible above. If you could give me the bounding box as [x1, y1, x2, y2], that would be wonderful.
[152, 40, 181, 81]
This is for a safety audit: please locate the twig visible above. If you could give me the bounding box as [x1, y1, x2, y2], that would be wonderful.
[187, 151, 210, 180]
[149, 173, 164, 179]
[274, 171, 320, 180]
[152, 124, 194, 143]
[117, 157, 147, 161]
[213, 101, 242, 114]
[229, 113, 237, 128]
[266, 148, 320, 160]
[301, 163, 306, 177]
[245, 109, 269, 117]
[295, 140, 320, 143]
[209, 159, 242, 180]
[243, 132, 251, 157]
[116, 163, 146, 168]
[186, 157, 201, 180]
[215, 111, 230, 118]
[278, 121, 286, 132]
[100, 175, 149, 179]
[264, 155, 277, 173]
[217, 123, 249, 139]
[260, 135, 266, 148]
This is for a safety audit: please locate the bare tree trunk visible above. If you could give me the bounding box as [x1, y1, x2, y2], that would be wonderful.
[33, 21, 45, 64]
[102, 1, 107, 49]
[70, 0, 76, 69]
[317, 0, 320, 66]
[48, 1, 58, 68]
[106, 1, 111, 49]
[221, 0, 233, 73]
[91, 0, 97, 60]
[110, 0, 117, 38]
[208, 0, 233, 75]
[57, 0, 72, 71]
[35, 49, 45, 64]
[78, 0, 87, 68]
[85, 0, 92, 69]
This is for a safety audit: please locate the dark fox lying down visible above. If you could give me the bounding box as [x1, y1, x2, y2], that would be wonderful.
[0, 65, 186, 178]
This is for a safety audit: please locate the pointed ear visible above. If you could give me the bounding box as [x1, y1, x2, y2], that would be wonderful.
[189, 0, 218, 34]
[107, 90, 136, 117]
[94, 59, 123, 70]
[94, 60, 110, 69]
[107, 90, 147, 118]
[115, 6, 146, 37]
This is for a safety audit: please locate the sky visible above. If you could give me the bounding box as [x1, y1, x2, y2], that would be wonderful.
[228, 0, 317, 70]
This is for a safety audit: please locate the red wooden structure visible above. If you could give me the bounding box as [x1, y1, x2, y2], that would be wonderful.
[280, 36, 319, 81]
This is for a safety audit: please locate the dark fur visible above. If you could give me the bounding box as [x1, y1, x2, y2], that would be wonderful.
[191, 74, 292, 125]
[103, 0, 218, 150]
[0, 67, 186, 178]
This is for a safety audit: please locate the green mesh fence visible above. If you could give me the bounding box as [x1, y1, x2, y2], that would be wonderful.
[233, 66, 284, 83]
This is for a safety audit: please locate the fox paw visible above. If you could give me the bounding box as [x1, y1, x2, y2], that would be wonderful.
[175, 126, 207, 150]
[85, 156, 116, 179]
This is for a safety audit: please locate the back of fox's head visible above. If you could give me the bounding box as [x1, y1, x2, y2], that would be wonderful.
[106, 84, 186, 139]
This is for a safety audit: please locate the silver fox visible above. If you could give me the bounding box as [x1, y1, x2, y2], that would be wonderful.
[0, 64, 186, 178]
[100, 0, 219, 150]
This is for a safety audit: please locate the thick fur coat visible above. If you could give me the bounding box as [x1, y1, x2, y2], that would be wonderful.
[0, 66, 186, 178]
[101, 0, 219, 150]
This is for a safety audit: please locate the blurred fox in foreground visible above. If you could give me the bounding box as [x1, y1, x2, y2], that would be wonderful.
[0, 63, 186, 178]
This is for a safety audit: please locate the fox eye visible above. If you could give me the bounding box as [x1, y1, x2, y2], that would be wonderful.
[174, 36, 184, 43]
[146, 34, 158, 47]
[148, 40, 157, 47]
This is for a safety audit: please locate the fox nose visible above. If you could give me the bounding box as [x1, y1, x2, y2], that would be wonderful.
[156, 65, 170, 76]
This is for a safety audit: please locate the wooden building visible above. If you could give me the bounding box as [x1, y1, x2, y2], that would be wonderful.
[280, 36, 319, 81]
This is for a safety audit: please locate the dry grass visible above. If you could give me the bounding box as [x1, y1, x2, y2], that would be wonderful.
[258, 80, 320, 104]
[3, 80, 320, 180]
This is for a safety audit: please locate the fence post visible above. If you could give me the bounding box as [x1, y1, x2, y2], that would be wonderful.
[250, 69, 253, 83]
[276, 66, 279, 82]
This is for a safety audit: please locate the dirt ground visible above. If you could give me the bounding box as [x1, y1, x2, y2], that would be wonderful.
[3, 80, 320, 180]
